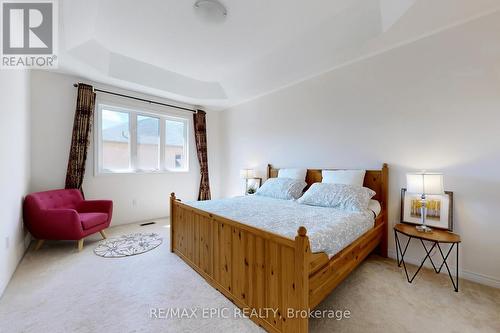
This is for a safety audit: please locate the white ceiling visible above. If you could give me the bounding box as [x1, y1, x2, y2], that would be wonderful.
[57, 0, 500, 109]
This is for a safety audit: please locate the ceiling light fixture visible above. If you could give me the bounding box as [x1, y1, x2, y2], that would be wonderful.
[194, 0, 227, 23]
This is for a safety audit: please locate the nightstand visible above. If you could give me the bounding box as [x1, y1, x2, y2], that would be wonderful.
[394, 223, 461, 292]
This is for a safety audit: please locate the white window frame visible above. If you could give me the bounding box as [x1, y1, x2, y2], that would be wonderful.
[95, 103, 189, 175]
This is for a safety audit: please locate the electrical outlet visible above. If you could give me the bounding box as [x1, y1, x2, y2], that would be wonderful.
[5, 236, 9, 249]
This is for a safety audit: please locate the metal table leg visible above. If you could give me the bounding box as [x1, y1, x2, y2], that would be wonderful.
[436, 242, 459, 292]
[395, 229, 459, 291]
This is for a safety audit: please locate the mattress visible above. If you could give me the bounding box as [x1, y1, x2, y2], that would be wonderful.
[185, 195, 375, 258]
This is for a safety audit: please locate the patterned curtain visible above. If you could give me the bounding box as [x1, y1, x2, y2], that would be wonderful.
[64, 83, 96, 194]
[193, 110, 211, 200]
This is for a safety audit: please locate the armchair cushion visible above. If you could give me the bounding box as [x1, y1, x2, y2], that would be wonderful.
[77, 200, 113, 215]
[80, 212, 109, 230]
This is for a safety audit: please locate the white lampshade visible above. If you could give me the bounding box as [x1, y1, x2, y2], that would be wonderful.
[240, 169, 255, 179]
[406, 173, 444, 195]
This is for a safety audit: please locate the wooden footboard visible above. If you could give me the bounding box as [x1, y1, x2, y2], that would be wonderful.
[170, 193, 311, 333]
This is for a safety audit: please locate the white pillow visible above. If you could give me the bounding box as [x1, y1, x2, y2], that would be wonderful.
[256, 178, 306, 200]
[278, 168, 307, 180]
[322, 170, 366, 187]
[297, 183, 375, 211]
[368, 200, 381, 217]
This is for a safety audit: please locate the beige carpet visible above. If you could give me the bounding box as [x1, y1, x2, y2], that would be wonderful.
[0, 220, 498, 333]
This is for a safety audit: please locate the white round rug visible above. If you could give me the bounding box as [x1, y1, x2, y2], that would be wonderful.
[94, 232, 163, 258]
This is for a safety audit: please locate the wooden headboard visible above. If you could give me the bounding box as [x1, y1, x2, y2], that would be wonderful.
[267, 163, 389, 211]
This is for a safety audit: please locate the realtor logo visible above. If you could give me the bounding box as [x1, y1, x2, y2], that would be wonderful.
[1, 0, 58, 68]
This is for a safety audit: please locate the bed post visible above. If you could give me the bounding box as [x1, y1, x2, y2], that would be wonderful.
[170, 192, 176, 253]
[267, 164, 272, 179]
[378, 164, 389, 257]
[294, 226, 310, 333]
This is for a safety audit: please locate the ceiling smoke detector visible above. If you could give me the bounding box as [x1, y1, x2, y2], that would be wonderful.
[194, 0, 227, 23]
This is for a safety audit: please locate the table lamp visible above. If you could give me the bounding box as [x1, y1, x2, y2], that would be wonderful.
[240, 168, 255, 194]
[406, 172, 444, 232]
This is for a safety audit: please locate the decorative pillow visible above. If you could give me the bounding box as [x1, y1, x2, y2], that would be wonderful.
[278, 168, 307, 180]
[298, 183, 375, 211]
[322, 169, 366, 187]
[256, 178, 307, 200]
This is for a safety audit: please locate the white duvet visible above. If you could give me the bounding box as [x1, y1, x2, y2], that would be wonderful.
[185, 195, 375, 258]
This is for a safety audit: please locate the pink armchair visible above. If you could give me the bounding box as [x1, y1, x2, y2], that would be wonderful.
[23, 189, 113, 251]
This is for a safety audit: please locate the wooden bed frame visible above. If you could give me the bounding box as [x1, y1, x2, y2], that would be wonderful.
[170, 164, 388, 332]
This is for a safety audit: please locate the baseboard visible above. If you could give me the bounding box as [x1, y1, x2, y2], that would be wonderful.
[107, 216, 169, 227]
[24, 232, 32, 248]
[387, 249, 500, 289]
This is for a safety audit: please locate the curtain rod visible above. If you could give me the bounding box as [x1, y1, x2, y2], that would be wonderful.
[73, 83, 197, 113]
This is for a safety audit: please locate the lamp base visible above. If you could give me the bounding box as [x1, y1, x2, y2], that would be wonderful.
[416, 225, 432, 233]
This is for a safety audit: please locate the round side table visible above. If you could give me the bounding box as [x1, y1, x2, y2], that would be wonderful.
[394, 223, 461, 292]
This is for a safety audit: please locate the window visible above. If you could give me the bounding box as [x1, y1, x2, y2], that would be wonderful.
[175, 154, 182, 168]
[101, 109, 130, 171]
[137, 115, 160, 171]
[97, 105, 189, 173]
[165, 119, 187, 170]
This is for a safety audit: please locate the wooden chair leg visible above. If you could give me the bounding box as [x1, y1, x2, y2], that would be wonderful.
[99, 230, 107, 239]
[34, 239, 44, 251]
[77, 239, 84, 251]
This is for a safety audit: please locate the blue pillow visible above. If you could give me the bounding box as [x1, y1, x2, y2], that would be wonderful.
[256, 178, 307, 200]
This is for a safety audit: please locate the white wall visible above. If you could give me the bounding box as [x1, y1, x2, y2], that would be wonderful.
[30, 70, 221, 225]
[220, 13, 500, 287]
[0, 71, 31, 296]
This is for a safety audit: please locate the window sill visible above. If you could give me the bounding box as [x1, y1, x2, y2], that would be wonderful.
[95, 169, 190, 176]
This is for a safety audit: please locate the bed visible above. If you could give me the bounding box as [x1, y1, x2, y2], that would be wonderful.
[169, 164, 388, 333]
